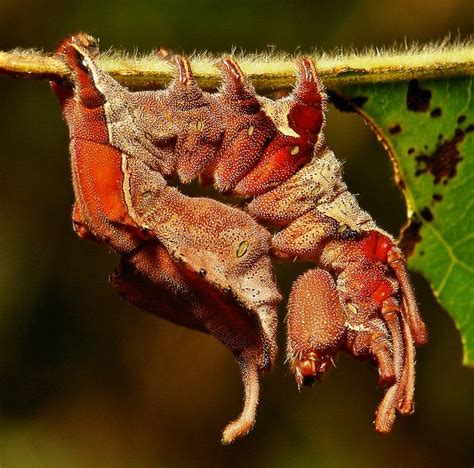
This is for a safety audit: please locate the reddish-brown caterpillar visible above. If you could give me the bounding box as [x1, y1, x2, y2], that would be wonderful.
[51, 34, 427, 444]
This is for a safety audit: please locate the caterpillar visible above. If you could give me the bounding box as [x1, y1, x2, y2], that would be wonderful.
[50, 33, 427, 444]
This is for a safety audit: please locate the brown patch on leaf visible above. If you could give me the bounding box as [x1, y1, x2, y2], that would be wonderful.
[328, 91, 368, 112]
[415, 129, 464, 184]
[432, 193, 443, 202]
[457, 115, 466, 124]
[406, 80, 431, 112]
[430, 107, 442, 117]
[466, 124, 474, 133]
[420, 207, 434, 222]
[389, 124, 402, 135]
[398, 216, 422, 258]
[407, 147, 415, 155]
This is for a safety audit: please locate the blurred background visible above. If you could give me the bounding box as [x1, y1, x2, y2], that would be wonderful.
[0, 0, 473, 466]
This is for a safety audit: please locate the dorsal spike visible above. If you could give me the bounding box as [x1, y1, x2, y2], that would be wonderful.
[293, 57, 327, 108]
[167, 55, 207, 110]
[217, 57, 245, 86]
[173, 55, 195, 85]
[216, 56, 257, 101]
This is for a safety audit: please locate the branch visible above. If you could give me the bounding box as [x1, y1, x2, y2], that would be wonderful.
[1, 40, 473, 92]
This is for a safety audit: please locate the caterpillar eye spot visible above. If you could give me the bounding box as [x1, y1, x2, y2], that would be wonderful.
[196, 120, 204, 131]
[236, 240, 249, 258]
[347, 303, 359, 315]
[291, 145, 300, 156]
[199, 268, 207, 277]
[141, 190, 154, 199]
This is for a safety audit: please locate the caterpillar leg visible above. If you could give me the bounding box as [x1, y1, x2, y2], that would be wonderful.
[345, 313, 401, 433]
[371, 298, 415, 432]
[221, 354, 260, 445]
[347, 318, 396, 388]
[342, 277, 418, 433]
[388, 247, 428, 345]
[397, 306, 417, 415]
[287, 268, 346, 386]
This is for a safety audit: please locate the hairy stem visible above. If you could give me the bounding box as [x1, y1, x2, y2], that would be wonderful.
[1, 42, 473, 92]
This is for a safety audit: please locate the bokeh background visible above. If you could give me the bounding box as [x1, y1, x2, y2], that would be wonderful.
[0, 0, 473, 466]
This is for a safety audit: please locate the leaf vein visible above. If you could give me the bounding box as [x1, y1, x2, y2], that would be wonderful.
[423, 220, 474, 274]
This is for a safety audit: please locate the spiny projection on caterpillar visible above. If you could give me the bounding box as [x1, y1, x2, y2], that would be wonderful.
[50, 33, 428, 444]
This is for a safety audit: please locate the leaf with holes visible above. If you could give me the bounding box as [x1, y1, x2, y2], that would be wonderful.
[336, 76, 474, 365]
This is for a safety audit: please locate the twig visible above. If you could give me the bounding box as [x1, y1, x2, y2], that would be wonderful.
[1, 40, 473, 92]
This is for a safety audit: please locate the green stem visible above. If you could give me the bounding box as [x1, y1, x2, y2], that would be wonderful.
[1, 42, 473, 91]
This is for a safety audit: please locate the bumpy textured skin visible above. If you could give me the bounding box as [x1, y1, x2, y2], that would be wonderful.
[51, 34, 427, 443]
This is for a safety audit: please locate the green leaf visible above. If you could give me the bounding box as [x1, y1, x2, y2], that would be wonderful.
[337, 76, 474, 365]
